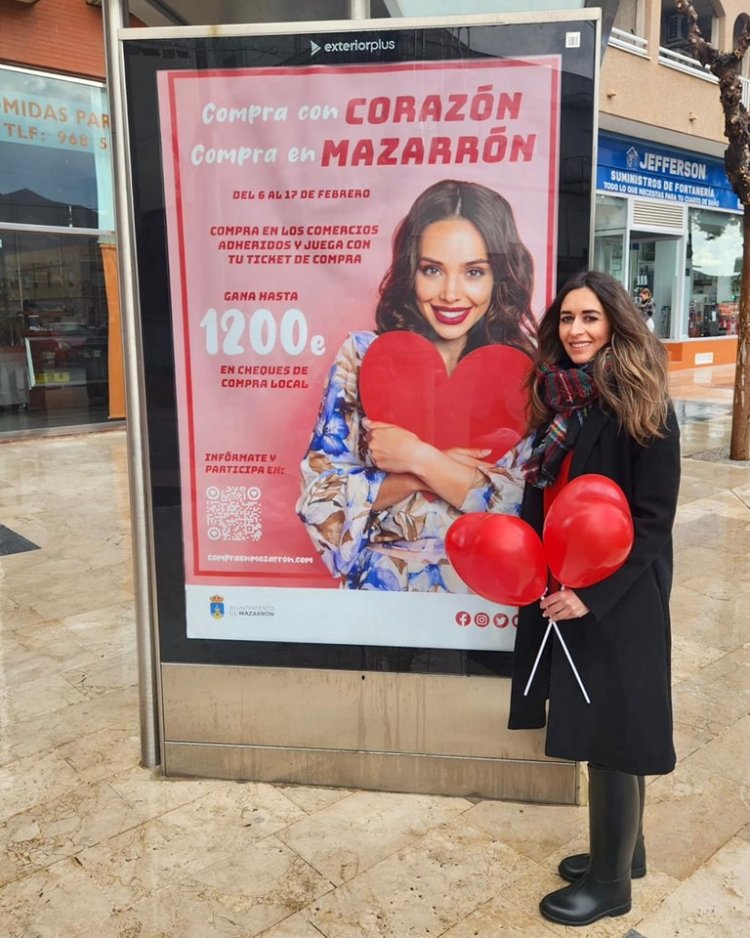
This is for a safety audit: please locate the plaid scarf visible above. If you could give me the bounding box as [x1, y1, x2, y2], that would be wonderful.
[524, 360, 599, 488]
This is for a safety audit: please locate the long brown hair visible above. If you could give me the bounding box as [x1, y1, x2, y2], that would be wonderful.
[375, 180, 535, 357]
[528, 270, 670, 443]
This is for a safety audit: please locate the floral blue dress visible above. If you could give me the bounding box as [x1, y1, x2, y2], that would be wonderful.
[297, 331, 530, 591]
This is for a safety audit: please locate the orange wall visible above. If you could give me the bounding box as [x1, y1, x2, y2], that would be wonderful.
[0, 0, 142, 80]
[665, 338, 738, 371]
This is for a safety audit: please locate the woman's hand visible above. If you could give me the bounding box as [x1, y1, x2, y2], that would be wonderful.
[443, 446, 493, 470]
[540, 588, 590, 621]
[364, 420, 428, 474]
[364, 423, 496, 510]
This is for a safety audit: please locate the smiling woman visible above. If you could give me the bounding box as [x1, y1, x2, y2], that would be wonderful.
[557, 286, 612, 364]
[511, 270, 680, 927]
[296, 178, 536, 592]
[413, 217, 494, 370]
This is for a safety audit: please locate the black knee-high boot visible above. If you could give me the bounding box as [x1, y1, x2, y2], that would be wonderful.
[540, 765, 640, 926]
[558, 773, 647, 882]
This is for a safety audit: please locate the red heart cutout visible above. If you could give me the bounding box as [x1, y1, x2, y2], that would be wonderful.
[360, 332, 531, 462]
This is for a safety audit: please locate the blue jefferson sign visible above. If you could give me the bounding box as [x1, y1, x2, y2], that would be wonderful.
[597, 132, 741, 211]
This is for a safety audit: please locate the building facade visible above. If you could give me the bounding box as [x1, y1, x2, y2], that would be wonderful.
[596, 0, 746, 368]
[0, 0, 745, 440]
[0, 0, 138, 435]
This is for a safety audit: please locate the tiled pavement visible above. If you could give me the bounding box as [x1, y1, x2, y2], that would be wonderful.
[0, 363, 747, 937]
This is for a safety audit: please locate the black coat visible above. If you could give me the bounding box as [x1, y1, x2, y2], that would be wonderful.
[508, 405, 681, 776]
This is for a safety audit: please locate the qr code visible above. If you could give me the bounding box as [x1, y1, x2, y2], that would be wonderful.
[205, 486, 262, 542]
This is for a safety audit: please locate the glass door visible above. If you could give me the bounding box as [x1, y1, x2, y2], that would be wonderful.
[629, 234, 681, 339]
[594, 195, 627, 287]
[0, 230, 111, 432]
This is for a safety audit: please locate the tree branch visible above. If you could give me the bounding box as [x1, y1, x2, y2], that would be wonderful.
[675, 0, 719, 68]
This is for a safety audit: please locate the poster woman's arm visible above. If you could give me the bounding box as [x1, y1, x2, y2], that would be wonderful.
[366, 421, 496, 509]
[371, 472, 424, 510]
[297, 335, 388, 577]
[370, 446, 503, 510]
[458, 434, 533, 515]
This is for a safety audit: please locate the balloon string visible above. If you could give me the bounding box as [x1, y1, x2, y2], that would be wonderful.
[551, 619, 591, 704]
[523, 617, 591, 705]
[523, 620, 552, 698]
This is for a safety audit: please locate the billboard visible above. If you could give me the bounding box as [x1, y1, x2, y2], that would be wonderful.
[123, 14, 598, 674]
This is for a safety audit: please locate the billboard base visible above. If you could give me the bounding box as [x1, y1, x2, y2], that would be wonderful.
[161, 664, 578, 804]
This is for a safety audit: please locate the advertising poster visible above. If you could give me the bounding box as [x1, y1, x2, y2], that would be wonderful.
[157, 54, 562, 651]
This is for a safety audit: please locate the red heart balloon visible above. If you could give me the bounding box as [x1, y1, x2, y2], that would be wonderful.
[559, 473, 630, 511]
[360, 332, 531, 463]
[446, 513, 547, 606]
[543, 475, 634, 588]
[444, 512, 492, 587]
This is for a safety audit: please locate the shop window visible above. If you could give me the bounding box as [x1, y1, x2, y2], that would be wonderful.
[0, 67, 113, 230]
[593, 194, 627, 286]
[0, 66, 117, 434]
[0, 231, 110, 426]
[686, 208, 741, 338]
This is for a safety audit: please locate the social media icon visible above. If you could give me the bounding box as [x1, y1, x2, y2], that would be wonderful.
[493, 613, 509, 629]
[474, 612, 490, 628]
[455, 611, 471, 627]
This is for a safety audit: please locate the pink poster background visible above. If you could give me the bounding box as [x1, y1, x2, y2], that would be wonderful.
[157, 58, 560, 590]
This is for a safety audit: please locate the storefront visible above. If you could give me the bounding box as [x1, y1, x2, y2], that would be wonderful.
[595, 131, 742, 368]
[0, 65, 124, 435]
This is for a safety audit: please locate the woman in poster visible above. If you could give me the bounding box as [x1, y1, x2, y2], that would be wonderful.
[297, 179, 535, 591]
[509, 271, 680, 926]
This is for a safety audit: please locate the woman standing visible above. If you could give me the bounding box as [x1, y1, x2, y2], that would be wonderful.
[509, 270, 680, 926]
[297, 179, 535, 591]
